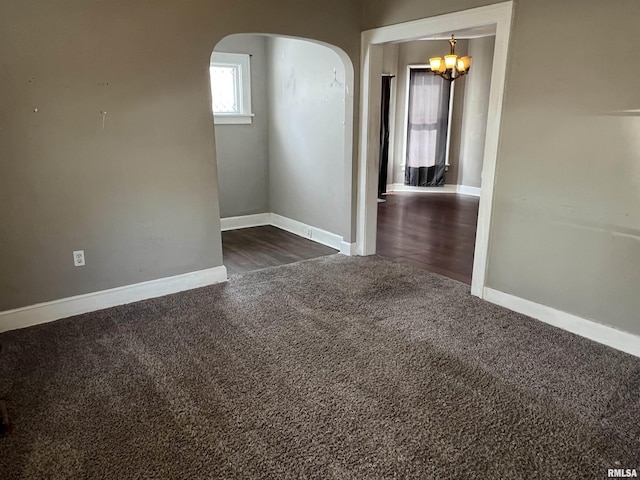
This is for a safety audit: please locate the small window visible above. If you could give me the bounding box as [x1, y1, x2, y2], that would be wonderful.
[210, 52, 253, 125]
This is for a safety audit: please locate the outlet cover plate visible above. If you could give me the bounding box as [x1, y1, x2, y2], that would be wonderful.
[73, 250, 85, 267]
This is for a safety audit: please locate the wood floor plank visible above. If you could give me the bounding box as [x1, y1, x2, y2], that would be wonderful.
[376, 192, 479, 284]
[222, 225, 338, 275]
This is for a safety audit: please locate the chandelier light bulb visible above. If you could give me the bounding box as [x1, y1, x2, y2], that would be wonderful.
[444, 55, 458, 69]
[429, 57, 443, 71]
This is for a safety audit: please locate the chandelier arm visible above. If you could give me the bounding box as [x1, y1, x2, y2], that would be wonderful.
[434, 69, 470, 82]
[450, 70, 469, 82]
[436, 71, 454, 82]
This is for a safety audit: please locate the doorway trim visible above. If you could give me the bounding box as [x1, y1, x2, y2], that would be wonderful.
[356, 1, 514, 298]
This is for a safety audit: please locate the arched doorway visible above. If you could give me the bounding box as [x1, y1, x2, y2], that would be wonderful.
[210, 33, 355, 274]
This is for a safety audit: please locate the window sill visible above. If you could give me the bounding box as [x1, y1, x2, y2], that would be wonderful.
[214, 114, 255, 125]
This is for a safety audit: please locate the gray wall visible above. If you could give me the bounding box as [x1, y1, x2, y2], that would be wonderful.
[364, 0, 640, 336]
[386, 40, 467, 186]
[213, 35, 270, 218]
[267, 37, 347, 237]
[456, 36, 495, 188]
[0, 0, 361, 312]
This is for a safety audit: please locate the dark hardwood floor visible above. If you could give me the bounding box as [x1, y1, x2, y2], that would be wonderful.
[376, 193, 480, 284]
[222, 193, 478, 282]
[222, 225, 338, 275]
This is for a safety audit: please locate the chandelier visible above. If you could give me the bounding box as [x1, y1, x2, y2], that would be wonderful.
[429, 35, 472, 82]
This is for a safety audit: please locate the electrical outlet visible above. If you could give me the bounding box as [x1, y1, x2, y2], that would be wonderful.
[73, 250, 85, 267]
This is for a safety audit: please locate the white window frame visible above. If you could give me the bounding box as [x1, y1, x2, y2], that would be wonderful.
[402, 64, 455, 170]
[210, 52, 254, 125]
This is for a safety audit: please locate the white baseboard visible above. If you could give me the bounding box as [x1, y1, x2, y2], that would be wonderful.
[340, 241, 357, 255]
[389, 184, 459, 194]
[483, 287, 640, 358]
[220, 213, 270, 231]
[221, 213, 353, 255]
[386, 183, 481, 197]
[270, 214, 343, 251]
[0, 266, 228, 333]
[456, 185, 481, 197]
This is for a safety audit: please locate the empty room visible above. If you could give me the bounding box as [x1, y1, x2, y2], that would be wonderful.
[1, 1, 639, 479]
[212, 33, 352, 274]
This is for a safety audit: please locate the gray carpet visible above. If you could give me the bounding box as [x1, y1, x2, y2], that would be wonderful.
[0, 255, 638, 479]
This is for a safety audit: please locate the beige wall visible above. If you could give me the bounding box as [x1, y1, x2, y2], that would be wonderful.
[364, 0, 640, 335]
[0, 0, 361, 311]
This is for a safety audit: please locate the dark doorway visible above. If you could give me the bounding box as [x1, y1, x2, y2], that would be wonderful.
[378, 75, 393, 199]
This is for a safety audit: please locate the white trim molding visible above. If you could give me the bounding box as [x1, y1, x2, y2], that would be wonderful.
[0, 266, 228, 333]
[389, 184, 458, 194]
[456, 185, 482, 197]
[357, 2, 515, 301]
[221, 213, 353, 254]
[340, 241, 357, 255]
[270, 214, 343, 251]
[484, 288, 640, 358]
[386, 184, 481, 197]
[214, 113, 255, 125]
[220, 213, 271, 231]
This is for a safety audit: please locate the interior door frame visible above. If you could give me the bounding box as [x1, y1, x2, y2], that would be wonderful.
[356, 1, 514, 298]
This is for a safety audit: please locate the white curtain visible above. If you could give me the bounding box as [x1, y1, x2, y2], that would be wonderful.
[405, 69, 451, 186]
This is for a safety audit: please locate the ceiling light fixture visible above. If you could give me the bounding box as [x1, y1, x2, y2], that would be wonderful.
[429, 35, 472, 82]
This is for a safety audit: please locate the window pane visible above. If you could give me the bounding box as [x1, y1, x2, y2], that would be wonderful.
[210, 66, 238, 113]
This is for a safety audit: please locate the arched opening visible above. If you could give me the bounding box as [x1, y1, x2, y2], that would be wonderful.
[209, 33, 354, 274]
